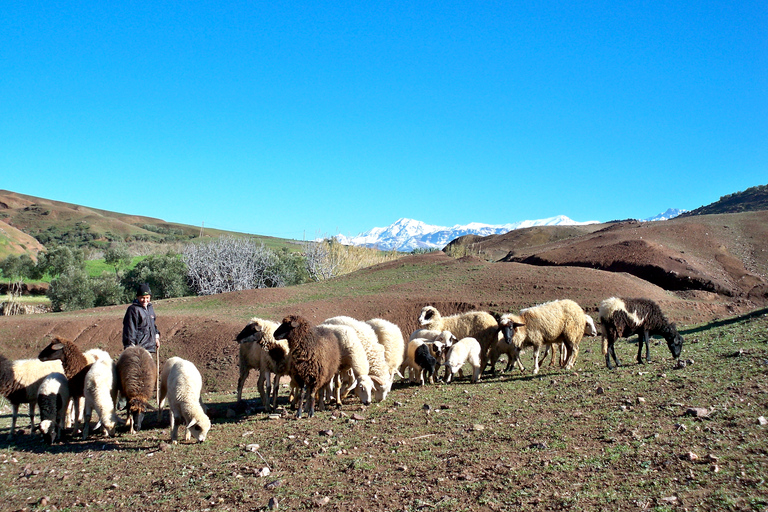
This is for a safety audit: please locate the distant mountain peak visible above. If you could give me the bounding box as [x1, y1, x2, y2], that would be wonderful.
[642, 208, 687, 222]
[334, 216, 599, 252]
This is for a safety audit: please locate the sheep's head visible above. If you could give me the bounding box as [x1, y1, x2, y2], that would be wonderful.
[37, 337, 69, 362]
[129, 398, 148, 432]
[436, 330, 457, 347]
[186, 415, 211, 442]
[499, 314, 525, 345]
[663, 324, 684, 359]
[236, 319, 268, 344]
[355, 375, 374, 406]
[418, 306, 440, 327]
[39, 420, 57, 445]
[274, 315, 305, 341]
[371, 375, 392, 402]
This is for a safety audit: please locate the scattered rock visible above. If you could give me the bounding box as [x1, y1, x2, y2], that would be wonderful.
[637, 397, 646, 405]
[313, 496, 330, 507]
[159, 442, 171, 452]
[596, 386, 605, 395]
[440, 404, 451, 410]
[758, 416, 767, 426]
[528, 442, 548, 450]
[351, 413, 365, 421]
[319, 429, 333, 437]
[683, 451, 699, 461]
[268, 497, 279, 509]
[246, 444, 260, 452]
[265, 479, 283, 490]
[684, 407, 710, 418]
[471, 424, 485, 431]
[397, 465, 408, 471]
[258, 467, 271, 477]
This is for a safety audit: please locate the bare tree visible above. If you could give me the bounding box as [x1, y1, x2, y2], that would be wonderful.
[303, 238, 344, 281]
[183, 237, 285, 295]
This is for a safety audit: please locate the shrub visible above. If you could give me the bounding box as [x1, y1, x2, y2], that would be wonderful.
[47, 266, 95, 311]
[122, 252, 190, 300]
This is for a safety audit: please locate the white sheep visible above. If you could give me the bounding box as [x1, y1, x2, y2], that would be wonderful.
[37, 372, 70, 444]
[316, 323, 374, 405]
[0, 355, 65, 438]
[365, 318, 406, 381]
[443, 336, 483, 383]
[402, 330, 455, 382]
[235, 317, 290, 412]
[417, 306, 499, 373]
[323, 316, 392, 401]
[159, 357, 211, 443]
[500, 299, 587, 375]
[82, 359, 120, 439]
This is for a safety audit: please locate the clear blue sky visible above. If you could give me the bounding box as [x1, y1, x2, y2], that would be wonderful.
[2, 1, 765, 239]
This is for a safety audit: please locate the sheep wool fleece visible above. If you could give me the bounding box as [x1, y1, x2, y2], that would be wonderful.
[122, 301, 160, 353]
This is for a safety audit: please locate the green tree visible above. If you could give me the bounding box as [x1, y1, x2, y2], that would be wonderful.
[0, 254, 36, 280]
[92, 274, 127, 307]
[34, 246, 86, 279]
[47, 266, 95, 311]
[122, 253, 190, 300]
[104, 243, 132, 277]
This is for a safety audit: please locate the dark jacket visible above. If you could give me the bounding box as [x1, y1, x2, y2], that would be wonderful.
[122, 300, 160, 353]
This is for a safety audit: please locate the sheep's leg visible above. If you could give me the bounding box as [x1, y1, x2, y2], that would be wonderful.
[605, 335, 621, 369]
[307, 387, 317, 418]
[472, 364, 481, 383]
[296, 385, 307, 419]
[637, 329, 651, 364]
[532, 347, 541, 375]
[444, 366, 453, 384]
[170, 412, 179, 443]
[271, 373, 281, 411]
[257, 370, 269, 412]
[8, 404, 20, 439]
[236, 367, 250, 403]
[82, 403, 93, 440]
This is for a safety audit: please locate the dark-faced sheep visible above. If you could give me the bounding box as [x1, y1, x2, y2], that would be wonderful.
[599, 297, 684, 369]
[37, 336, 94, 431]
[273, 315, 342, 419]
[417, 306, 499, 374]
[235, 317, 290, 412]
[0, 354, 64, 438]
[116, 346, 156, 433]
[499, 299, 587, 375]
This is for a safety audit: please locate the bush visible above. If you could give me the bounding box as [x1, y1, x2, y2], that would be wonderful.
[0, 254, 36, 280]
[92, 274, 127, 307]
[122, 253, 191, 300]
[48, 266, 95, 311]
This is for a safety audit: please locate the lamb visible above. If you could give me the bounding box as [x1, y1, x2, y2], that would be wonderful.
[36, 372, 70, 444]
[599, 297, 684, 370]
[499, 299, 587, 375]
[403, 338, 445, 385]
[273, 315, 342, 418]
[37, 337, 93, 431]
[116, 346, 156, 433]
[235, 317, 291, 412]
[365, 318, 406, 381]
[443, 336, 482, 383]
[159, 357, 211, 443]
[417, 306, 499, 374]
[413, 342, 437, 385]
[0, 354, 64, 438]
[82, 358, 120, 439]
[323, 316, 392, 401]
[316, 323, 374, 405]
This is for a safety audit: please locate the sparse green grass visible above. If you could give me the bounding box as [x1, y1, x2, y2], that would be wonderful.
[0, 311, 767, 510]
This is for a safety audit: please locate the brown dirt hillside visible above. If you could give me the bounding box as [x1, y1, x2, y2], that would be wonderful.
[464, 211, 768, 301]
[0, 252, 761, 394]
[0, 220, 45, 260]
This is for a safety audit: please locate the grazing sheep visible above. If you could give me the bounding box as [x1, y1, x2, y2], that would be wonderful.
[599, 297, 684, 369]
[323, 316, 392, 401]
[487, 331, 525, 374]
[37, 372, 70, 444]
[366, 318, 406, 380]
[116, 346, 156, 433]
[274, 315, 342, 418]
[316, 323, 373, 405]
[82, 359, 120, 439]
[417, 306, 499, 373]
[403, 338, 444, 385]
[541, 313, 600, 368]
[499, 299, 587, 375]
[159, 357, 211, 443]
[402, 331, 454, 382]
[0, 354, 64, 438]
[37, 337, 94, 431]
[235, 317, 290, 412]
[443, 337, 482, 383]
[414, 343, 437, 385]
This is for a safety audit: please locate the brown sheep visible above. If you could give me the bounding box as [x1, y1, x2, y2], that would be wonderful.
[116, 346, 156, 433]
[38, 336, 94, 431]
[273, 315, 341, 419]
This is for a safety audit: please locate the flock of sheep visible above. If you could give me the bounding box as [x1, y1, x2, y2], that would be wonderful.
[0, 296, 684, 444]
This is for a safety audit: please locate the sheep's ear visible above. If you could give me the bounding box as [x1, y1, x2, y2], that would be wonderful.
[290, 320, 299, 328]
[512, 322, 525, 329]
[51, 343, 65, 351]
[187, 418, 197, 429]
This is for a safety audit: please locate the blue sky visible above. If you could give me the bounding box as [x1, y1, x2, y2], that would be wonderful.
[2, 1, 765, 240]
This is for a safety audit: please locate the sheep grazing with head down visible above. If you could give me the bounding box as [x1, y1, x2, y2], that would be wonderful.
[417, 306, 499, 374]
[159, 357, 211, 443]
[82, 359, 120, 439]
[365, 318, 406, 381]
[37, 372, 70, 444]
[37, 337, 94, 431]
[116, 346, 156, 433]
[443, 336, 482, 383]
[0, 354, 64, 438]
[273, 315, 342, 418]
[599, 297, 684, 370]
[235, 317, 290, 412]
[499, 299, 588, 375]
[323, 316, 392, 402]
[316, 323, 374, 406]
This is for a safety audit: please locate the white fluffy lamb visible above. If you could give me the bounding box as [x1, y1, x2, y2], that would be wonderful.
[366, 318, 405, 380]
[323, 316, 392, 401]
[443, 336, 482, 383]
[316, 323, 374, 405]
[37, 372, 70, 444]
[0, 355, 65, 438]
[235, 317, 290, 412]
[417, 306, 499, 373]
[82, 358, 120, 439]
[159, 357, 211, 443]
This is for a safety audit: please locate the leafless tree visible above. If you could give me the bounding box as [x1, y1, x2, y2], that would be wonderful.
[183, 237, 285, 295]
[303, 238, 343, 281]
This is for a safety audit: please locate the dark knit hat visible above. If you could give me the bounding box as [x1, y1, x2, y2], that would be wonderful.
[136, 283, 152, 297]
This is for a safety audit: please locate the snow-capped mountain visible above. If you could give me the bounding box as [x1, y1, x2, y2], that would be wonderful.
[334, 216, 599, 252]
[642, 208, 687, 222]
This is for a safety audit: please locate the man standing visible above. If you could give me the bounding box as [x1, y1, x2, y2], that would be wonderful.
[122, 283, 160, 354]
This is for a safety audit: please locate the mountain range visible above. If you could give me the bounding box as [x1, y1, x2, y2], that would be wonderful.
[335, 210, 685, 252]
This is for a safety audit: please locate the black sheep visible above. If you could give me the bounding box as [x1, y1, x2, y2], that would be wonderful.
[414, 343, 437, 385]
[599, 297, 683, 369]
